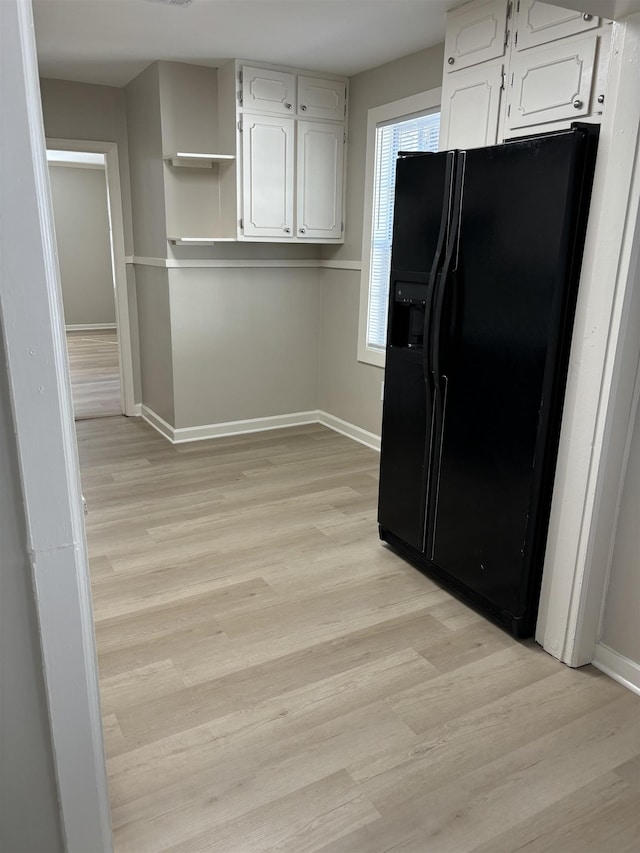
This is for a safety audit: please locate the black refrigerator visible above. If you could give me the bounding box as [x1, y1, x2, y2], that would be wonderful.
[378, 126, 598, 638]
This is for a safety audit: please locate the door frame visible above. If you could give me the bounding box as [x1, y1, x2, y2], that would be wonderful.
[1, 0, 111, 849]
[535, 13, 640, 668]
[46, 136, 136, 417]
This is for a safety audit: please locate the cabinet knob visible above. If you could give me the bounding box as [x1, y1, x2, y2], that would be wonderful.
[447, 56, 455, 65]
[285, 102, 293, 110]
[284, 226, 291, 233]
[597, 94, 605, 104]
[583, 13, 593, 21]
[573, 99, 583, 109]
[301, 104, 307, 111]
[299, 227, 306, 234]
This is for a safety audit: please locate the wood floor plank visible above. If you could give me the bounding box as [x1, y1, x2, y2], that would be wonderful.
[97, 619, 229, 682]
[111, 705, 409, 849]
[469, 771, 640, 853]
[177, 605, 450, 689]
[106, 700, 416, 813]
[158, 770, 381, 853]
[99, 659, 187, 716]
[350, 666, 625, 800]
[74, 415, 640, 852]
[115, 648, 439, 751]
[614, 753, 640, 791]
[324, 693, 639, 853]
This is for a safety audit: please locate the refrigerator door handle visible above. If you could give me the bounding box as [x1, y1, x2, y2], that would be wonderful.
[432, 154, 465, 386]
[424, 152, 456, 384]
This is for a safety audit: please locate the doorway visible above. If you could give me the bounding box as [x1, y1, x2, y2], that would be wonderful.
[47, 149, 121, 419]
[46, 137, 136, 418]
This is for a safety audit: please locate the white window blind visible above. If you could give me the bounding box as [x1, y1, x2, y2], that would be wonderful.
[367, 111, 440, 351]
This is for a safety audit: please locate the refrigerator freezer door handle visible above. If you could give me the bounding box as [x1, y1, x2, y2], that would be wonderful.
[432, 153, 465, 387]
[424, 152, 456, 385]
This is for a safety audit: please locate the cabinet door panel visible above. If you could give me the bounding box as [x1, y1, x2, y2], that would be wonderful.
[242, 114, 294, 238]
[296, 121, 343, 240]
[297, 76, 346, 121]
[507, 34, 596, 130]
[444, 0, 508, 72]
[516, 1, 599, 51]
[440, 61, 503, 150]
[242, 66, 296, 115]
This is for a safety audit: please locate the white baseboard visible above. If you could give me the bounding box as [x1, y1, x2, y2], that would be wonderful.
[65, 323, 117, 331]
[592, 642, 640, 696]
[141, 406, 320, 444]
[173, 411, 320, 443]
[140, 405, 175, 442]
[131, 403, 142, 417]
[140, 405, 382, 451]
[317, 411, 381, 451]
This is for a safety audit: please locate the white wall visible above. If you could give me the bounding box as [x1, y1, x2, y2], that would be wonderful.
[318, 43, 445, 436]
[49, 164, 116, 326]
[40, 78, 134, 255]
[169, 267, 320, 429]
[136, 265, 174, 424]
[126, 63, 167, 259]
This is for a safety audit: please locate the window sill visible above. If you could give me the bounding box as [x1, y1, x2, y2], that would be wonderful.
[357, 345, 386, 369]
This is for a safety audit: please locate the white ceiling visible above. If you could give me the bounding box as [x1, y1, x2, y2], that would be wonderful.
[32, 0, 462, 88]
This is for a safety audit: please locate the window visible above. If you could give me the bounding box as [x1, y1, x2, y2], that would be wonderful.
[358, 89, 441, 368]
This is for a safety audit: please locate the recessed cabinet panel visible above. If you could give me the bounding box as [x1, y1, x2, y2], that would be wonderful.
[440, 61, 503, 150]
[507, 34, 596, 130]
[515, 1, 599, 51]
[296, 121, 343, 240]
[242, 114, 294, 238]
[242, 66, 296, 115]
[297, 76, 346, 121]
[444, 0, 508, 72]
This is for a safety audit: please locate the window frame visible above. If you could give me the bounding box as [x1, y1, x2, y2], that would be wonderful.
[357, 88, 442, 368]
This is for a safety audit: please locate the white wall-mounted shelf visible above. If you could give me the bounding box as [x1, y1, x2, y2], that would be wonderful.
[168, 236, 237, 245]
[163, 152, 235, 168]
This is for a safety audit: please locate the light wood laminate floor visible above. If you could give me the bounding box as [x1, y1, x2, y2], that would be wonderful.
[66, 329, 121, 419]
[77, 416, 640, 853]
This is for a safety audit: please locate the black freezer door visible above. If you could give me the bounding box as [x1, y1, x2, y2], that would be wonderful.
[427, 130, 591, 627]
[378, 152, 454, 552]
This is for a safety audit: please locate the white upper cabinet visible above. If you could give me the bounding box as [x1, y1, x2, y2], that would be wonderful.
[444, 0, 509, 72]
[216, 60, 348, 242]
[297, 76, 346, 121]
[296, 121, 344, 240]
[241, 114, 295, 238]
[440, 61, 504, 150]
[441, 0, 610, 148]
[241, 66, 296, 115]
[507, 34, 596, 130]
[515, 1, 599, 51]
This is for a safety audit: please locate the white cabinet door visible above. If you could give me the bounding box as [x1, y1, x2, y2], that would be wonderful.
[241, 114, 294, 238]
[507, 34, 596, 131]
[296, 121, 344, 240]
[444, 0, 508, 73]
[515, 1, 599, 51]
[297, 76, 346, 121]
[440, 61, 504, 150]
[241, 66, 296, 115]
